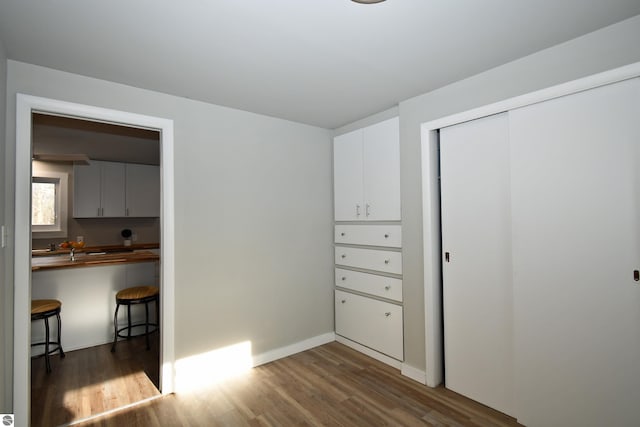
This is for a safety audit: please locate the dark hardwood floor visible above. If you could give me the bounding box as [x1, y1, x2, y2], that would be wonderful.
[31, 332, 160, 427]
[62, 341, 521, 427]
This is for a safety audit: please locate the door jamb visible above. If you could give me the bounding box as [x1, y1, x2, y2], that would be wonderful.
[13, 94, 176, 424]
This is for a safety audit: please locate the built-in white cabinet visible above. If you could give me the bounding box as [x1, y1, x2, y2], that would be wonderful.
[335, 290, 403, 360]
[334, 117, 400, 221]
[74, 160, 159, 218]
[125, 163, 160, 217]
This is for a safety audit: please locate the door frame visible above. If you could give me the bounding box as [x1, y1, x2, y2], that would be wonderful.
[13, 94, 176, 424]
[420, 61, 640, 388]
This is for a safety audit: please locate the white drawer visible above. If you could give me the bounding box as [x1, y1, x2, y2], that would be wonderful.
[335, 290, 403, 360]
[335, 246, 402, 274]
[334, 225, 402, 247]
[335, 268, 402, 302]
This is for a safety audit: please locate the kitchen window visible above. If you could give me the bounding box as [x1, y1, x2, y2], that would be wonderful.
[32, 171, 68, 238]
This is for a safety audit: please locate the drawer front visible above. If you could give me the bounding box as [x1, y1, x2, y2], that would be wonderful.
[335, 247, 402, 274]
[335, 268, 402, 302]
[334, 225, 402, 247]
[335, 290, 403, 360]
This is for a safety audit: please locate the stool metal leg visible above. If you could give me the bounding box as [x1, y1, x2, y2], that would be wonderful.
[111, 303, 121, 352]
[145, 301, 151, 350]
[56, 311, 66, 358]
[44, 316, 51, 373]
[127, 305, 132, 339]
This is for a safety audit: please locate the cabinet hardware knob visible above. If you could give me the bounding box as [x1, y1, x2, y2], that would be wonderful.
[356, 204, 361, 217]
[366, 204, 370, 217]
[384, 259, 390, 264]
[384, 285, 391, 290]
[341, 232, 345, 236]
[341, 300, 346, 304]
[341, 277, 346, 281]
[341, 254, 346, 259]
[384, 234, 389, 238]
[385, 312, 391, 317]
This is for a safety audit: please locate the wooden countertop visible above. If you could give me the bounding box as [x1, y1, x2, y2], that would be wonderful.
[32, 250, 159, 271]
[32, 242, 159, 257]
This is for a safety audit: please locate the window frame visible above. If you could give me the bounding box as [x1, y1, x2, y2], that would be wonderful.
[31, 170, 68, 238]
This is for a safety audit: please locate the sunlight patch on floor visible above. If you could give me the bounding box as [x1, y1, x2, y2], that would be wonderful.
[175, 341, 253, 392]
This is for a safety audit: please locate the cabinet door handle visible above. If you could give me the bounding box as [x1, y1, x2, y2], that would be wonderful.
[384, 259, 390, 264]
[126, 208, 129, 217]
[356, 204, 361, 217]
[366, 204, 370, 217]
[385, 312, 391, 317]
[97, 208, 101, 216]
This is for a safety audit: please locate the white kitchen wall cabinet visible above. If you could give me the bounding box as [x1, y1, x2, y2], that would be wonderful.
[438, 77, 640, 426]
[333, 117, 400, 221]
[74, 160, 160, 218]
[125, 163, 160, 217]
[74, 160, 126, 217]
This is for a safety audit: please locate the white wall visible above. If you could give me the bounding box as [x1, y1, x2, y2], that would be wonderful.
[4, 61, 334, 403]
[337, 14, 640, 373]
[0, 37, 8, 412]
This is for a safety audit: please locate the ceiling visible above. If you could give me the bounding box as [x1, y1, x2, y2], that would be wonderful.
[32, 114, 160, 165]
[1, 1, 640, 129]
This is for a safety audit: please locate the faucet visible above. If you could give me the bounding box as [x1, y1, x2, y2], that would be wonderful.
[70, 247, 75, 262]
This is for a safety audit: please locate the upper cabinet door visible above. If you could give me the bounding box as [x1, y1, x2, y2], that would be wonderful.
[126, 164, 160, 217]
[334, 129, 364, 221]
[73, 161, 102, 218]
[363, 117, 401, 220]
[100, 161, 126, 217]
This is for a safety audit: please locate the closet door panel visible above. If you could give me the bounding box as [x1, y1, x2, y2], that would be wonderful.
[510, 78, 640, 427]
[440, 113, 514, 416]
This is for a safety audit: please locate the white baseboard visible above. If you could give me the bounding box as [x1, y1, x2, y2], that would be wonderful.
[252, 332, 336, 367]
[335, 335, 402, 370]
[401, 364, 426, 384]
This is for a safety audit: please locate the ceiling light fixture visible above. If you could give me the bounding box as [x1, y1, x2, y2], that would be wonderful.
[351, 0, 386, 4]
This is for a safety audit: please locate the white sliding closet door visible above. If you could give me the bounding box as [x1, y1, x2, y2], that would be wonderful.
[440, 113, 514, 416]
[510, 78, 640, 426]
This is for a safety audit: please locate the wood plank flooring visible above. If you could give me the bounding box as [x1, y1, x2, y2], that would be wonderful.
[69, 342, 520, 427]
[31, 333, 160, 427]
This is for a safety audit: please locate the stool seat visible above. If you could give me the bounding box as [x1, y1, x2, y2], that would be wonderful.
[112, 285, 159, 352]
[31, 299, 65, 373]
[32, 299, 61, 317]
[116, 286, 159, 303]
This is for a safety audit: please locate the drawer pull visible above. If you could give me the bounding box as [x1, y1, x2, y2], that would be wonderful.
[384, 259, 390, 264]
[384, 285, 391, 291]
[356, 204, 361, 217]
[341, 300, 346, 304]
[385, 312, 391, 317]
[384, 234, 389, 238]
[341, 277, 346, 281]
[341, 232, 346, 236]
[341, 254, 346, 259]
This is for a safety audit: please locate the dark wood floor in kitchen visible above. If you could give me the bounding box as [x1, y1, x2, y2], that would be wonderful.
[64, 341, 520, 427]
[31, 332, 160, 427]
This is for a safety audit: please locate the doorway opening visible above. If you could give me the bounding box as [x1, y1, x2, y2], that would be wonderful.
[13, 95, 175, 425]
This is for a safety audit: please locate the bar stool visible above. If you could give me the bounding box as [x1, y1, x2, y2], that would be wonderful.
[111, 285, 159, 352]
[31, 299, 65, 373]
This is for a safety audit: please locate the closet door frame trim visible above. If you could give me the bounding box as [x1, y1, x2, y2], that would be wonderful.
[420, 61, 640, 388]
